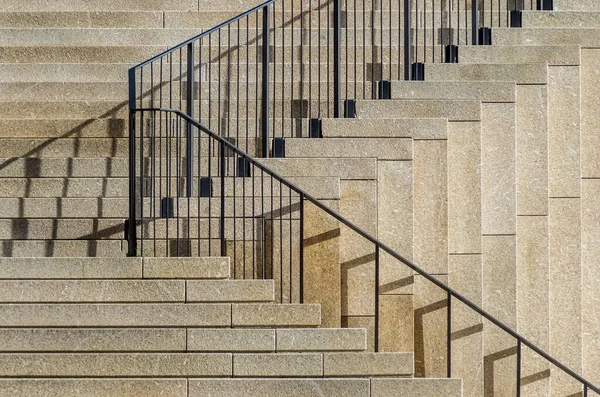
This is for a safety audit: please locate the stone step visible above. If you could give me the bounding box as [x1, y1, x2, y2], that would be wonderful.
[0, 279, 273, 303]
[3, 0, 199, 11]
[0, 239, 126, 257]
[458, 45, 580, 66]
[425, 62, 547, 84]
[0, 379, 187, 396]
[275, 329, 366, 352]
[494, 27, 600, 47]
[259, 157, 377, 179]
[188, 378, 462, 396]
[390, 81, 515, 102]
[0, 302, 321, 327]
[554, 0, 600, 10]
[0, 257, 229, 279]
[285, 137, 412, 160]
[321, 117, 447, 139]
[522, 10, 600, 27]
[0, 328, 186, 352]
[0, 46, 166, 63]
[355, 99, 481, 121]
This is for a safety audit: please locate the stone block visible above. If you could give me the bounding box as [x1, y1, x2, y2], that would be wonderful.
[548, 66, 581, 198]
[0, 280, 185, 302]
[343, 316, 375, 353]
[142, 257, 229, 279]
[188, 329, 275, 352]
[516, 84, 548, 216]
[413, 139, 448, 274]
[426, 63, 547, 84]
[0, 328, 186, 352]
[276, 328, 366, 352]
[186, 280, 274, 302]
[286, 138, 412, 160]
[0, 353, 232, 377]
[323, 352, 413, 377]
[391, 81, 516, 102]
[581, 49, 600, 178]
[322, 118, 447, 139]
[231, 303, 321, 327]
[189, 379, 370, 397]
[356, 99, 481, 121]
[0, 379, 187, 397]
[0, 257, 141, 279]
[459, 45, 580, 66]
[260, 158, 377, 180]
[340, 180, 377, 317]
[448, 121, 481, 254]
[232, 353, 322, 377]
[0, 303, 231, 327]
[414, 274, 449, 378]
[549, 198, 582, 396]
[371, 378, 463, 397]
[378, 161, 413, 295]
[481, 103, 516, 235]
[379, 294, 414, 353]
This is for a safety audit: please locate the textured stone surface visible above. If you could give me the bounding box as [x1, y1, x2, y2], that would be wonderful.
[0, 303, 231, 327]
[343, 316, 375, 353]
[459, 45, 580, 66]
[2, 0, 199, 11]
[495, 27, 600, 46]
[426, 63, 547, 84]
[379, 294, 414, 353]
[581, 49, 600, 178]
[0, 328, 186, 352]
[0, 280, 185, 302]
[0, 353, 232, 377]
[378, 161, 413, 295]
[260, 158, 377, 180]
[413, 139, 448, 274]
[188, 329, 275, 352]
[186, 280, 274, 302]
[233, 353, 322, 377]
[189, 379, 370, 397]
[516, 84, 548, 216]
[142, 257, 230, 279]
[448, 254, 483, 397]
[448, 121, 481, 254]
[549, 198, 582, 396]
[231, 304, 321, 327]
[516, 216, 550, 396]
[322, 118, 447, 139]
[581, 180, 600, 388]
[0, 379, 187, 397]
[0, 240, 125, 258]
[522, 10, 600, 27]
[482, 236, 517, 397]
[0, 11, 164, 28]
[276, 329, 366, 352]
[371, 378, 463, 397]
[357, 99, 481, 121]
[303, 200, 341, 328]
[548, 66, 581, 198]
[286, 138, 412, 160]
[481, 103, 516, 235]
[391, 81, 515, 102]
[323, 352, 413, 376]
[340, 180, 377, 317]
[0, 257, 141, 279]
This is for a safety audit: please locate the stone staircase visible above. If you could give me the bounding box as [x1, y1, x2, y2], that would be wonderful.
[0, 256, 462, 396]
[1, 0, 599, 395]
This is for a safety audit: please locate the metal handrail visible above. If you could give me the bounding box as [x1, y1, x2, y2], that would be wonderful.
[132, 107, 599, 395]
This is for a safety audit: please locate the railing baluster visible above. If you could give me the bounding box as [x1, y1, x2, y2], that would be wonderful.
[374, 244, 380, 352]
[299, 192, 304, 304]
[517, 339, 522, 397]
[261, 6, 270, 157]
[186, 43, 194, 198]
[127, 68, 137, 257]
[404, 0, 411, 80]
[472, 0, 479, 44]
[447, 290, 452, 378]
[333, 0, 341, 118]
[219, 140, 226, 256]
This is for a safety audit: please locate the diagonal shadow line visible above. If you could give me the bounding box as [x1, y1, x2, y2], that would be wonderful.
[451, 322, 484, 341]
[414, 298, 448, 377]
[484, 345, 518, 397]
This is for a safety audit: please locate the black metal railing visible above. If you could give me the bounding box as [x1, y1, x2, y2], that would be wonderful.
[127, 108, 598, 395]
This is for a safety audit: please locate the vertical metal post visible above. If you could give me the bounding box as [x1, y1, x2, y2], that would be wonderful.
[516, 339, 522, 397]
[447, 291, 452, 378]
[374, 244, 380, 352]
[219, 140, 226, 256]
[127, 68, 138, 257]
[472, 0, 479, 45]
[403, 0, 412, 80]
[299, 192, 304, 303]
[333, 0, 341, 118]
[186, 43, 194, 197]
[261, 7, 271, 158]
